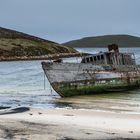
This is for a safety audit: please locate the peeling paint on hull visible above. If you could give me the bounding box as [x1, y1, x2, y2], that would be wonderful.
[42, 62, 140, 97]
[52, 81, 140, 97]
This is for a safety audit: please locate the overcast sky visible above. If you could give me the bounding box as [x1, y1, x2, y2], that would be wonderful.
[0, 0, 140, 43]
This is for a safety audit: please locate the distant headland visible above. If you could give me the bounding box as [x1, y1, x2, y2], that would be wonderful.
[0, 27, 76, 61]
[63, 34, 140, 48]
[1, 27, 140, 61]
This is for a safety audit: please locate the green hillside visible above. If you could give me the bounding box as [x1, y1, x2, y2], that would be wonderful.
[0, 27, 76, 58]
[63, 35, 140, 48]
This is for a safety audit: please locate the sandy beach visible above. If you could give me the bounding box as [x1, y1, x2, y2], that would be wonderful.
[0, 107, 139, 140]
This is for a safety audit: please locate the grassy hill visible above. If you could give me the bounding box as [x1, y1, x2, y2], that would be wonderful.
[0, 27, 76, 59]
[63, 35, 140, 48]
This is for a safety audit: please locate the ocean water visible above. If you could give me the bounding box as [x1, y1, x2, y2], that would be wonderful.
[0, 60, 59, 108]
[0, 48, 140, 113]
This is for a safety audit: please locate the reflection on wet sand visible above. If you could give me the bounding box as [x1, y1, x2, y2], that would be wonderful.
[53, 89, 140, 113]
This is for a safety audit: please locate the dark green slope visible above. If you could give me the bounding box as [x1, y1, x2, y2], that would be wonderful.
[63, 35, 140, 48]
[0, 27, 76, 58]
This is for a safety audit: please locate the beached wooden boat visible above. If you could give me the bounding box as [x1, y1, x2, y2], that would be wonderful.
[42, 44, 140, 97]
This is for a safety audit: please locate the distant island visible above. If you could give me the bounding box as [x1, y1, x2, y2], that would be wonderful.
[63, 35, 140, 48]
[0, 27, 76, 61]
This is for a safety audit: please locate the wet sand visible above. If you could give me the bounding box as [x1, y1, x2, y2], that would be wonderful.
[0, 107, 140, 140]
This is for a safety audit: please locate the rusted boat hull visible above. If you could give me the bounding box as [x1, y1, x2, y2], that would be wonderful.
[42, 62, 140, 97]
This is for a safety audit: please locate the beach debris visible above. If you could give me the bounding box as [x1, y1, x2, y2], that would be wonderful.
[64, 114, 74, 116]
[85, 132, 92, 135]
[0, 107, 30, 115]
[38, 112, 42, 115]
[128, 131, 133, 133]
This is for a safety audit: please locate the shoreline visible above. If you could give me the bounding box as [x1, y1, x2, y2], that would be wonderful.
[0, 52, 89, 62]
[0, 107, 140, 140]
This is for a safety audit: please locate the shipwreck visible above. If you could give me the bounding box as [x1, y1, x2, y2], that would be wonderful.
[42, 44, 140, 97]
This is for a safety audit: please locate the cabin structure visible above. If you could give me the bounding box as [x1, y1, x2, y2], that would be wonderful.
[81, 44, 136, 65]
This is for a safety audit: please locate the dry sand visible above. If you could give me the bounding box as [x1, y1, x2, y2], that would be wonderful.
[0, 107, 140, 140]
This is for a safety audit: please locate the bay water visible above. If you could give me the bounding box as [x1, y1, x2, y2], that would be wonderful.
[0, 48, 140, 113]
